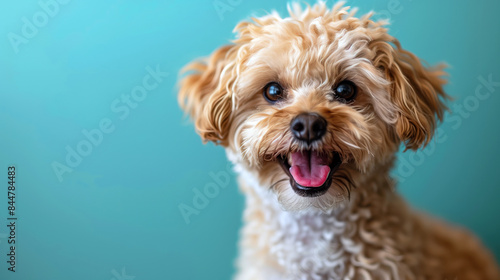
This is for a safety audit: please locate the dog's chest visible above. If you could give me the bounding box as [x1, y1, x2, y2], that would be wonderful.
[265, 206, 366, 279]
[235, 163, 408, 279]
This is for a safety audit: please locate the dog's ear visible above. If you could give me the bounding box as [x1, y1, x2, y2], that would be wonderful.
[373, 39, 449, 150]
[178, 45, 237, 146]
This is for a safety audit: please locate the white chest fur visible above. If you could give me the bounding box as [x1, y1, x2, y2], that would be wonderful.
[233, 161, 413, 280]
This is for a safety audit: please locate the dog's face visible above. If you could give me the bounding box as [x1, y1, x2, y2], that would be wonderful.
[179, 3, 447, 211]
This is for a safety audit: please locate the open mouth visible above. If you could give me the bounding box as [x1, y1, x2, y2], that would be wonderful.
[278, 150, 342, 197]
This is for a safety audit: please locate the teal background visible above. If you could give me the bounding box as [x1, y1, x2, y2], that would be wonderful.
[1, 0, 499, 279]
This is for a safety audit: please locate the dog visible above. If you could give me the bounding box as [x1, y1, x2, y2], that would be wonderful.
[178, 2, 499, 279]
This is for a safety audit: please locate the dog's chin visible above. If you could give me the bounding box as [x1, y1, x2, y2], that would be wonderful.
[277, 149, 342, 198]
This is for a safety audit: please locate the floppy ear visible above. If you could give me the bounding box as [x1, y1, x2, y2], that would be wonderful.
[373, 39, 449, 150]
[178, 45, 237, 146]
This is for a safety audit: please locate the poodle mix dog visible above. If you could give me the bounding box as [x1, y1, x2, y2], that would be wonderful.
[179, 3, 499, 279]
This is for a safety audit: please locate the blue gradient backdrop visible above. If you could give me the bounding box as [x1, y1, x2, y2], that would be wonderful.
[1, 0, 499, 279]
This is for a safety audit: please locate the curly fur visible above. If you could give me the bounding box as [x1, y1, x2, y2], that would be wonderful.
[178, 2, 499, 279]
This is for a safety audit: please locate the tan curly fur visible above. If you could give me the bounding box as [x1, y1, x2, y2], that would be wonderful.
[178, 2, 499, 279]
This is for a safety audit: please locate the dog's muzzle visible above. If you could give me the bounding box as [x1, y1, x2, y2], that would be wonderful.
[276, 112, 342, 197]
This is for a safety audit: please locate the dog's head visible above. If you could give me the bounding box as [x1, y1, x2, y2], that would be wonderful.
[179, 3, 448, 211]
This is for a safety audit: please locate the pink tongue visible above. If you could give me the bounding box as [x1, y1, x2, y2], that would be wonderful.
[289, 151, 331, 187]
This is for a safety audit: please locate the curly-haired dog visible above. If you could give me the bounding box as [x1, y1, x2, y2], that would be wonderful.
[178, 2, 499, 279]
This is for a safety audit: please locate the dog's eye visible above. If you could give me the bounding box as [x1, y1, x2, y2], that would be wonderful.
[332, 80, 357, 103]
[263, 82, 285, 103]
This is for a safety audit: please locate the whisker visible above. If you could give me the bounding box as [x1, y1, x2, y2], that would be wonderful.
[269, 178, 288, 190]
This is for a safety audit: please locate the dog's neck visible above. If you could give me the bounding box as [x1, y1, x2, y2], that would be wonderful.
[233, 157, 409, 278]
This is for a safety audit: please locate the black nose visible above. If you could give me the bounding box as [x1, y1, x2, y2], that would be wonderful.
[290, 113, 327, 143]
